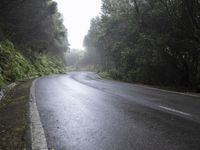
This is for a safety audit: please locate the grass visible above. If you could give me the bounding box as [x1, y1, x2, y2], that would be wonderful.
[0, 40, 67, 89]
[0, 80, 32, 149]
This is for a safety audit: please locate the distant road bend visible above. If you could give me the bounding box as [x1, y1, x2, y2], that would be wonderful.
[34, 72, 200, 150]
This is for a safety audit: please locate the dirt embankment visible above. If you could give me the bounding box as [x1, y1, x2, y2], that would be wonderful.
[0, 80, 32, 149]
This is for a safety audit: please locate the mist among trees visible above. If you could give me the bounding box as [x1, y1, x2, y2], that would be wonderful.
[0, 0, 69, 88]
[1, 0, 200, 91]
[83, 0, 200, 90]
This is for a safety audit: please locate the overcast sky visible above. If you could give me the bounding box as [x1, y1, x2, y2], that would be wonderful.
[54, 0, 101, 50]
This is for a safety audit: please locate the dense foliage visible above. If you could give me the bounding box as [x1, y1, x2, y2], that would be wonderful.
[0, 40, 66, 88]
[0, 0, 69, 88]
[84, 0, 200, 90]
[0, 0, 69, 55]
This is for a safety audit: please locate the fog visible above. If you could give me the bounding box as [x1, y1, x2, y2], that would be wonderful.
[54, 0, 101, 49]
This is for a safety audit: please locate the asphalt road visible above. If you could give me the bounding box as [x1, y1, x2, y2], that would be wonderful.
[35, 72, 200, 150]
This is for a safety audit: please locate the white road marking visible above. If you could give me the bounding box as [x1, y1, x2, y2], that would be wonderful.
[30, 78, 48, 150]
[137, 85, 200, 98]
[159, 106, 192, 117]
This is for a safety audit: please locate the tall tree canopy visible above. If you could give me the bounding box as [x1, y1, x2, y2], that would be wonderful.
[84, 0, 200, 89]
[0, 0, 69, 87]
[0, 0, 69, 55]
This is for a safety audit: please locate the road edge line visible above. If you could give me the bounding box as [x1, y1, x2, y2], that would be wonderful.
[136, 84, 200, 98]
[29, 78, 48, 150]
[98, 72, 200, 98]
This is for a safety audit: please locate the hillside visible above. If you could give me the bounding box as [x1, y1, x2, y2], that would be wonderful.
[0, 0, 69, 88]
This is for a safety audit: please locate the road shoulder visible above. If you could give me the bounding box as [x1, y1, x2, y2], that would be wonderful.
[97, 72, 200, 98]
[29, 78, 48, 150]
[0, 80, 33, 149]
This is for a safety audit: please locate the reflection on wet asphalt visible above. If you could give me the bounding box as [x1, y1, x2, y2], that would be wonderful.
[35, 72, 200, 150]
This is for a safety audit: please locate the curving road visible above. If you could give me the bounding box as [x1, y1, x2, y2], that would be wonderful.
[35, 72, 200, 150]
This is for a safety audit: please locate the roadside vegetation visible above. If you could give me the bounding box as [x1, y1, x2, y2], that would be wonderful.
[82, 0, 200, 92]
[0, 40, 66, 88]
[0, 0, 68, 148]
[0, 0, 69, 89]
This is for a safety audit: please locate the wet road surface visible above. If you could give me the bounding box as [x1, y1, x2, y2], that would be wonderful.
[35, 72, 200, 150]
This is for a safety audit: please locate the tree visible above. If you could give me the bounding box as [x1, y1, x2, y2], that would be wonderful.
[0, 0, 69, 56]
[84, 0, 200, 90]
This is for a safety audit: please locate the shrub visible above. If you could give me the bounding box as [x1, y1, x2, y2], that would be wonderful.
[0, 40, 66, 89]
[109, 68, 123, 80]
